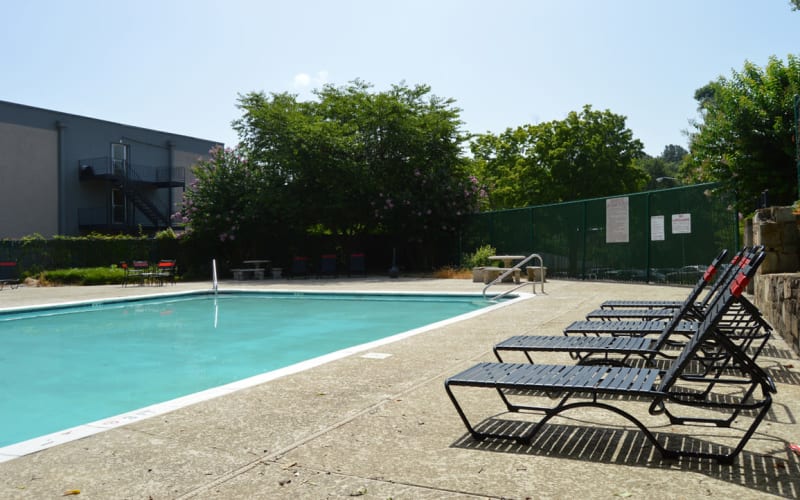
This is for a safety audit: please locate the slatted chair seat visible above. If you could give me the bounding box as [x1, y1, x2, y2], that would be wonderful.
[585, 307, 680, 321]
[495, 335, 656, 364]
[564, 319, 697, 335]
[600, 299, 684, 309]
[449, 362, 663, 396]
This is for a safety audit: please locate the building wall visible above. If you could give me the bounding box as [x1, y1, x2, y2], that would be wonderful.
[0, 122, 58, 238]
[0, 100, 220, 236]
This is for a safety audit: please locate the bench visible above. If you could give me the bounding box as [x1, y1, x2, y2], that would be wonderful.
[526, 266, 547, 282]
[230, 268, 264, 280]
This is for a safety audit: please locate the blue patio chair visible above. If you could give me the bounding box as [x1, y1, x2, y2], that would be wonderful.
[318, 254, 337, 278]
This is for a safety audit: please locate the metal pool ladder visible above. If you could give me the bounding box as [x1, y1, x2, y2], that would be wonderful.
[483, 253, 544, 301]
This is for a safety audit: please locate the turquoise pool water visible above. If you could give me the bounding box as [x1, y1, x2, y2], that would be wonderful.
[0, 291, 499, 448]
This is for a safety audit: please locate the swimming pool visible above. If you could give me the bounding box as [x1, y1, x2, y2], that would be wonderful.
[0, 290, 523, 460]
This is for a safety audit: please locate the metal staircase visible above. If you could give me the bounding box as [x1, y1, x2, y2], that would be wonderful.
[78, 157, 179, 231]
[117, 174, 171, 228]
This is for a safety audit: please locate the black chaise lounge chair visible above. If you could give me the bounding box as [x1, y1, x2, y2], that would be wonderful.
[596, 248, 751, 311]
[585, 249, 761, 322]
[562, 248, 762, 337]
[445, 252, 775, 464]
[494, 248, 769, 367]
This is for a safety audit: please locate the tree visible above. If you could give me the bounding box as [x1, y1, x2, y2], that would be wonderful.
[682, 55, 800, 210]
[661, 144, 688, 165]
[469, 125, 552, 209]
[636, 144, 688, 190]
[470, 105, 646, 208]
[177, 144, 291, 261]
[209, 81, 484, 266]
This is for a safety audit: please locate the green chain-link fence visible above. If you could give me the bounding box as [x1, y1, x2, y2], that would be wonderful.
[459, 183, 739, 284]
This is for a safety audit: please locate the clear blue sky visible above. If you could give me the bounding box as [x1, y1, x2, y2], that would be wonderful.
[2, 0, 797, 156]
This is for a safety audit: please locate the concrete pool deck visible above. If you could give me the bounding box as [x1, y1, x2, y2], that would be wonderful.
[1, 277, 799, 499]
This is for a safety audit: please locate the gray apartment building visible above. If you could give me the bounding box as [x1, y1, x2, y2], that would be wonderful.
[0, 100, 221, 238]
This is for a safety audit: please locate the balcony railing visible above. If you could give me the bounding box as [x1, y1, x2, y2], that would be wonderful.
[78, 157, 185, 186]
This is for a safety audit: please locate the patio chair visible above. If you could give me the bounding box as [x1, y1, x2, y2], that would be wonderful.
[290, 256, 309, 278]
[493, 250, 769, 371]
[348, 253, 366, 276]
[122, 260, 149, 287]
[154, 259, 177, 286]
[120, 261, 146, 287]
[317, 254, 337, 278]
[0, 261, 20, 290]
[445, 252, 775, 464]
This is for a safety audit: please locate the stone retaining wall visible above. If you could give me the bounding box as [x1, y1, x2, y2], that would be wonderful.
[754, 273, 800, 352]
[751, 206, 800, 354]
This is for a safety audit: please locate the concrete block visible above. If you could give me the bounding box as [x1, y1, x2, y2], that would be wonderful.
[774, 206, 796, 223]
[755, 222, 782, 248]
[526, 266, 547, 282]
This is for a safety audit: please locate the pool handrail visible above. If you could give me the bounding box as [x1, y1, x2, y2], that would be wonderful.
[483, 253, 544, 300]
[212, 258, 219, 295]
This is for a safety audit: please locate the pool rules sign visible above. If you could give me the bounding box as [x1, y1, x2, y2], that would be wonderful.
[606, 197, 629, 243]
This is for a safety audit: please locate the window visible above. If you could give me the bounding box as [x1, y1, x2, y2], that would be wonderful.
[111, 143, 129, 176]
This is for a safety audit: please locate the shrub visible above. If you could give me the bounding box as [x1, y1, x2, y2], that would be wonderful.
[42, 266, 126, 286]
[462, 244, 496, 269]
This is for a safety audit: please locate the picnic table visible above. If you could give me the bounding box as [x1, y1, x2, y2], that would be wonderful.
[489, 255, 526, 267]
[232, 259, 270, 280]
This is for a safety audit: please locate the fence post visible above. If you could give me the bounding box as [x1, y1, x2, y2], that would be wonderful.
[645, 191, 651, 282]
[581, 200, 587, 279]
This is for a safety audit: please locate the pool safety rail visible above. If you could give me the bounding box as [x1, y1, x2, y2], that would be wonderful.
[483, 253, 544, 300]
[212, 259, 218, 296]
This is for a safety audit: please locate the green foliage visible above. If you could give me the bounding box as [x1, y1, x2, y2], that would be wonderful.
[182, 80, 485, 263]
[154, 227, 177, 240]
[18, 233, 46, 243]
[683, 55, 800, 211]
[42, 266, 126, 286]
[462, 244, 497, 268]
[470, 105, 646, 209]
[636, 144, 688, 190]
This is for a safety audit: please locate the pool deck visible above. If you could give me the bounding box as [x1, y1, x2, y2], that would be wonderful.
[1, 277, 799, 499]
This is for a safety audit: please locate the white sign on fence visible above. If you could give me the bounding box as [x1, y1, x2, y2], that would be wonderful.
[671, 213, 692, 234]
[606, 197, 630, 243]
